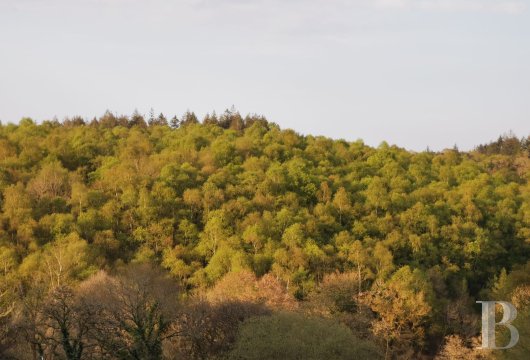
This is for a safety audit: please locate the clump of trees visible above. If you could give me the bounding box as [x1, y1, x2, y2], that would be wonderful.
[227, 312, 382, 360]
[0, 110, 528, 359]
[475, 132, 529, 156]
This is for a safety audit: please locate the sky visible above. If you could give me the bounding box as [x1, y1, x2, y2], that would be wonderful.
[0, 0, 529, 151]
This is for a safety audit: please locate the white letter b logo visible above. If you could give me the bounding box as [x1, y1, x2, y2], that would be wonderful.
[476, 301, 519, 349]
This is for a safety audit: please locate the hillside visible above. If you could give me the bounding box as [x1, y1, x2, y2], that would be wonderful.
[0, 111, 529, 359]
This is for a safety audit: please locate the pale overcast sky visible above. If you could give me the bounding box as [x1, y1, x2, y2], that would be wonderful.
[0, 0, 529, 150]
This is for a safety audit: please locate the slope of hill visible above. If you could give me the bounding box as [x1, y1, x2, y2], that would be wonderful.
[0, 111, 528, 359]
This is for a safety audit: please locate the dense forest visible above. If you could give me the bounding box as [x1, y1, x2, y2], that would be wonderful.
[0, 109, 528, 359]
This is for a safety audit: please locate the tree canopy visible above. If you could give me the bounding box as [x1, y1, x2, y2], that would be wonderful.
[0, 111, 528, 359]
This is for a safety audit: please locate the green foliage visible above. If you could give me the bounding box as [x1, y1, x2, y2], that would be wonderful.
[491, 262, 530, 360]
[227, 312, 383, 360]
[0, 114, 528, 359]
